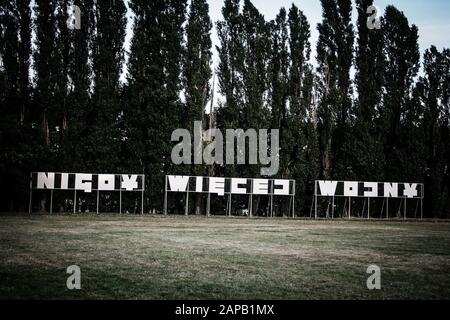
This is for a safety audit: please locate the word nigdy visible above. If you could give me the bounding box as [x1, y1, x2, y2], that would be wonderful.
[33, 172, 144, 193]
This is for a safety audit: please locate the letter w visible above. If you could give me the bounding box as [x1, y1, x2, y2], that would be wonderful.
[318, 181, 338, 196]
[168, 176, 189, 192]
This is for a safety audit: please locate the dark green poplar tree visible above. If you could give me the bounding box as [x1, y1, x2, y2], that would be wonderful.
[216, 0, 245, 180]
[216, 0, 244, 131]
[267, 8, 288, 216]
[126, 0, 161, 170]
[299, 66, 318, 216]
[0, 0, 32, 211]
[33, 0, 58, 157]
[381, 5, 420, 182]
[268, 7, 288, 181]
[157, 0, 186, 212]
[33, 0, 64, 211]
[126, 0, 186, 212]
[65, 0, 94, 172]
[288, 4, 311, 120]
[241, 0, 270, 172]
[53, 0, 71, 165]
[184, 0, 212, 130]
[217, 0, 273, 214]
[286, 4, 311, 215]
[269, 8, 289, 133]
[316, 0, 354, 180]
[352, 0, 385, 182]
[444, 49, 450, 218]
[89, 0, 126, 172]
[419, 46, 450, 217]
[401, 83, 426, 188]
[126, 0, 165, 212]
[241, 0, 271, 214]
[241, 0, 270, 130]
[184, 0, 212, 214]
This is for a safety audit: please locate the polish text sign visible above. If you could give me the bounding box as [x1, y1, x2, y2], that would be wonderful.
[166, 175, 295, 197]
[31, 172, 144, 193]
[315, 180, 424, 199]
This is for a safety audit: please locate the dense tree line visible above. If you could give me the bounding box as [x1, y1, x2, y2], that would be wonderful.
[0, 0, 449, 217]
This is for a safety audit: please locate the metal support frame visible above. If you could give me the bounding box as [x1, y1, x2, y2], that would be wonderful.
[141, 175, 145, 215]
[249, 180, 253, 218]
[314, 181, 318, 219]
[120, 188, 122, 214]
[30, 172, 144, 215]
[270, 192, 274, 218]
[28, 173, 33, 214]
[332, 197, 335, 219]
[362, 199, 367, 218]
[343, 198, 347, 217]
[163, 176, 294, 219]
[385, 200, 388, 219]
[313, 180, 425, 221]
[348, 197, 351, 219]
[414, 198, 419, 218]
[97, 190, 100, 214]
[421, 184, 424, 219]
[185, 182, 189, 216]
[420, 198, 423, 220]
[292, 181, 296, 218]
[50, 190, 53, 214]
[164, 176, 168, 215]
[73, 190, 77, 214]
[404, 198, 407, 220]
[207, 192, 211, 217]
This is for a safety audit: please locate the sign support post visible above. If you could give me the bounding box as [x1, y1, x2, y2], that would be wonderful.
[270, 193, 274, 218]
[348, 197, 351, 219]
[97, 190, 99, 214]
[249, 180, 253, 218]
[332, 197, 335, 219]
[314, 181, 318, 219]
[185, 182, 189, 216]
[164, 176, 168, 215]
[386, 198, 389, 220]
[119, 188, 122, 214]
[207, 192, 211, 217]
[141, 175, 145, 215]
[404, 198, 407, 220]
[28, 173, 33, 214]
[73, 190, 77, 214]
[421, 185, 424, 220]
[50, 190, 53, 214]
[292, 181, 296, 218]
[420, 198, 423, 220]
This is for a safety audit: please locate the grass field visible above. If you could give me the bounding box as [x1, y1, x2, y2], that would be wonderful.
[0, 214, 450, 300]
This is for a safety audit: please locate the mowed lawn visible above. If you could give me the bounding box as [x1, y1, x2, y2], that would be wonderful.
[0, 215, 450, 299]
